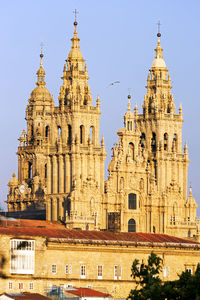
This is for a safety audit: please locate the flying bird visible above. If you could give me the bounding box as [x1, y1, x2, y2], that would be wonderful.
[107, 81, 120, 87]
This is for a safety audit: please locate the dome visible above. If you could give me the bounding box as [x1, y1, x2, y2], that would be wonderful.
[68, 48, 83, 60]
[30, 85, 52, 101]
[8, 173, 18, 186]
[152, 57, 166, 68]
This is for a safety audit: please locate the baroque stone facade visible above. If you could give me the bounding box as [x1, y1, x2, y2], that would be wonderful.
[6, 21, 198, 238]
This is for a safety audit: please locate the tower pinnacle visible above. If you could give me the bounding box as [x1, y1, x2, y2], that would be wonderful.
[127, 94, 131, 111]
[152, 37, 166, 69]
[36, 49, 46, 86]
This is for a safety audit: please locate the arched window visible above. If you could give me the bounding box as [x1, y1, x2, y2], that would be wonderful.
[45, 164, 47, 179]
[173, 134, 177, 151]
[58, 126, 61, 137]
[67, 125, 72, 145]
[151, 132, 156, 152]
[28, 162, 32, 179]
[128, 193, 136, 209]
[128, 143, 134, 160]
[164, 133, 168, 151]
[140, 133, 146, 149]
[90, 126, 95, 144]
[128, 219, 136, 232]
[153, 226, 156, 233]
[127, 121, 132, 131]
[45, 126, 49, 138]
[80, 125, 85, 144]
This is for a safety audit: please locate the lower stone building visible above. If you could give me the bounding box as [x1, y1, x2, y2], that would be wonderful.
[0, 219, 200, 299]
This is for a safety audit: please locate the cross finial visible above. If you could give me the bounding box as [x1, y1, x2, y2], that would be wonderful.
[73, 9, 79, 23]
[40, 42, 44, 55]
[157, 20, 161, 37]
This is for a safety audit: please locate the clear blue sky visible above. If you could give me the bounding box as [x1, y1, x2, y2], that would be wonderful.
[1, 0, 200, 213]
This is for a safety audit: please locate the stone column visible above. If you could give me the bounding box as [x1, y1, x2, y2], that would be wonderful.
[52, 198, 57, 221]
[47, 156, 51, 194]
[100, 155, 105, 193]
[59, 197, 63, 220]
[65, 154, 70, 193]
[59, 155, 64, 193]
[71, 153, 76, 188]
[46, 198, 51, 221]
[18, 155, 21, 182]
[52, 156, 58, 194]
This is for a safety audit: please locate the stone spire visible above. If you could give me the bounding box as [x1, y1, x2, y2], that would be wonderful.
[67, 20, 85, 72]
[127, 94, 131, 111]
[189, 184, 193, 197]
[142, 32, 176, 116]
[58, 19, 92, 108]
[124, 95, 134, 131]
[36, 51, 46, 86]
[151, 37, 166, 69]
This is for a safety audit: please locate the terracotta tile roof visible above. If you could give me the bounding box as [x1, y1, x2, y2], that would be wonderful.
[66, 287, 112, 298]
[0, 218, 198, 245]
[0, 292, 51, 300]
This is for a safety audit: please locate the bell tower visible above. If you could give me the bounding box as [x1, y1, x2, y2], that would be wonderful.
[7, 50, 54, 212]
[44, 20, 106, 229]
[7, 20, 106, 230]
[104, 31, 197, 237]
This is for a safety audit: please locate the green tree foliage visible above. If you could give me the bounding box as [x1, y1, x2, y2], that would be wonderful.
[128, 252, 164, 300]
[127, 252, 200, 300]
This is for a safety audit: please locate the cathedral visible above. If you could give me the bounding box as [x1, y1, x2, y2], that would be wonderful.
[6, 20, 198, 239]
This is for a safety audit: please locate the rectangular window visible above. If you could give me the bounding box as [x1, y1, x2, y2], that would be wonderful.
[81, 265, 86, 279]
[29, 282, 33, 290]
[10, 239, 35, 275]
[128, 193, 136, 209]
[19, 282, 23, 290]
[114, 265, 121, 280]
[8, 282, 13, 290]
[52, 264, 56, 274]
[98, 265, 103, 279]
[66, 264, 68, 274]
[69, 264, 72, 274]
[163, 266, 167, 278]
[66, 264, 72, 275]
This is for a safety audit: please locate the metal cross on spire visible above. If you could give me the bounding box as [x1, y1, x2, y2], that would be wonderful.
[73, 9, 79, 22]
[40, 42, 44, 54]
[157, 20, 161, 37]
